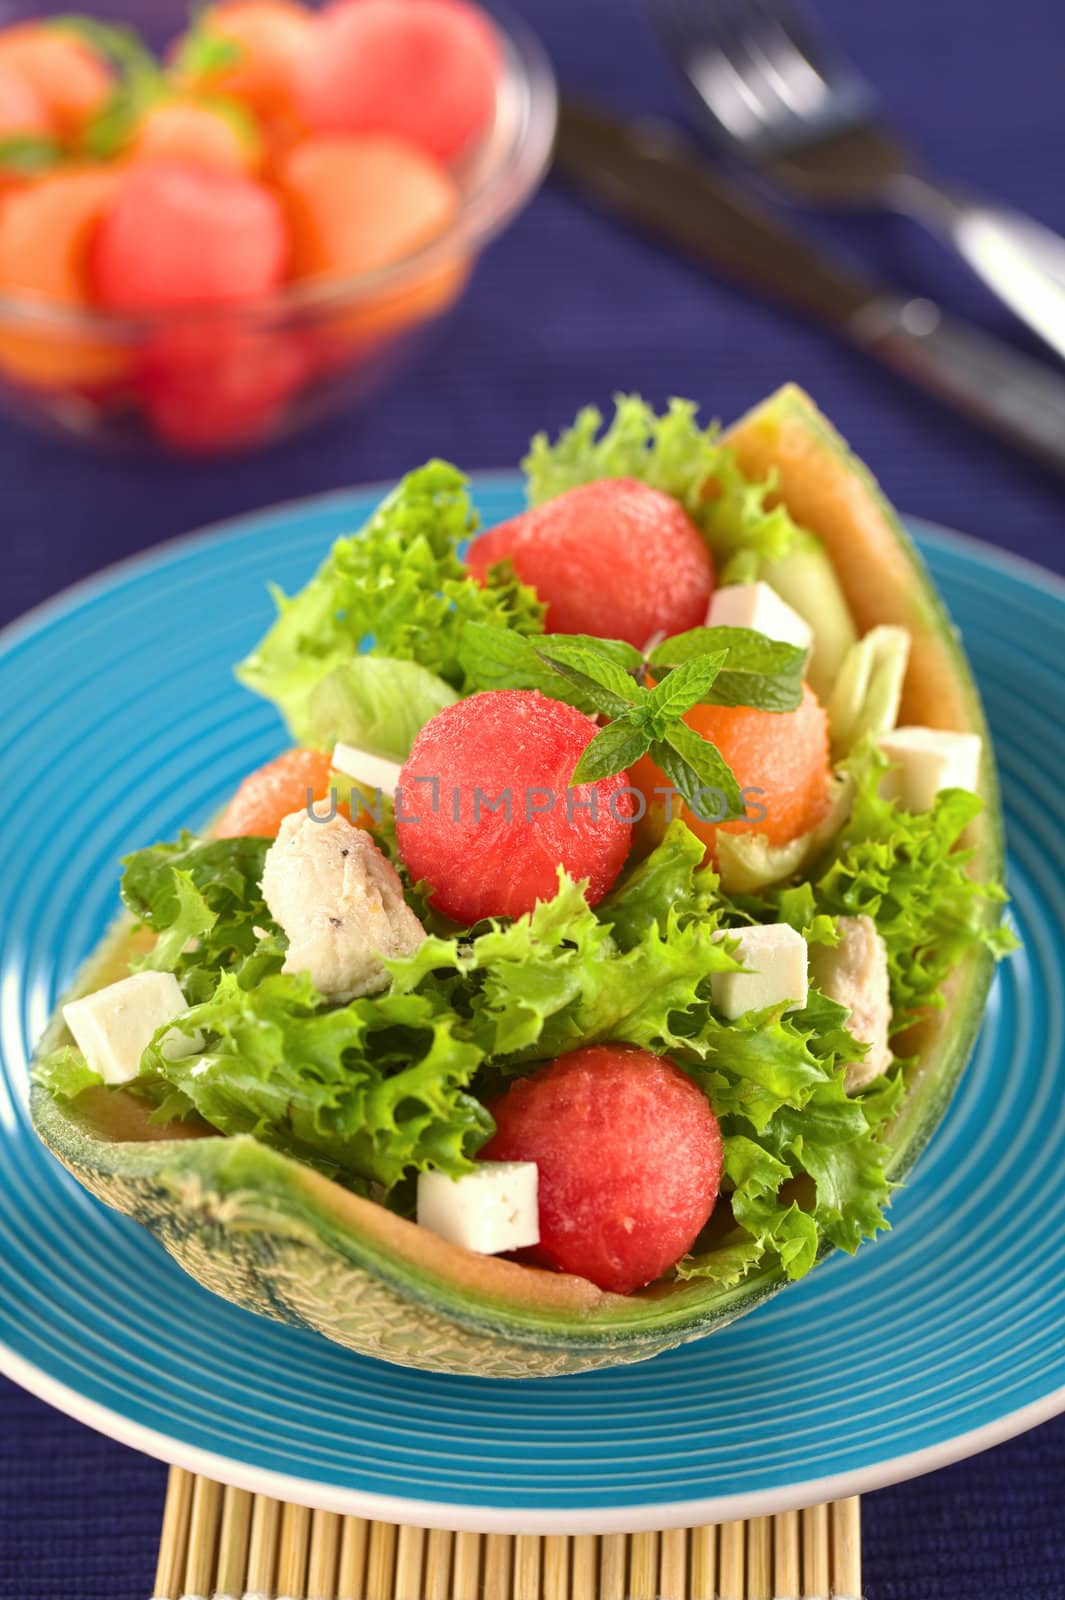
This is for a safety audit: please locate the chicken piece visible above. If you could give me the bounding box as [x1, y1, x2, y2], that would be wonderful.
[261, 810, 425, 1001]
[810, 914, 893, 1094]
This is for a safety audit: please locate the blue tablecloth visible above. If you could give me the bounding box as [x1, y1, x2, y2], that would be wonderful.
[2, 0, 1063, 1594]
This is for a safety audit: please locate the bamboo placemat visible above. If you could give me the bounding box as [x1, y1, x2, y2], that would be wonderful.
[152, 1469, 862, 1599]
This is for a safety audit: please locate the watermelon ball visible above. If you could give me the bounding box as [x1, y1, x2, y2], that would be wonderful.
[89, 162, 288, 313]
[483, 1044, 724, 1294]
[395, 690, 636, 925]
[466, 479, 716, 650]
[296, 0, 499, 162]
[138, 322, 309, 453]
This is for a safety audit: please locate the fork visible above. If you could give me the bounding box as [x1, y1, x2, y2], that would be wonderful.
[649, 0, 1065, 363]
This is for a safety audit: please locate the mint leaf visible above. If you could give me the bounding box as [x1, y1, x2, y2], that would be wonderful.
[571, 718, 650, 784]
[457, 622, 604, 713]
[535, 637, 642, 717]
[650, 626, 805, 713]
[645, 650, 727, 729]
[653, 721, 745, 820]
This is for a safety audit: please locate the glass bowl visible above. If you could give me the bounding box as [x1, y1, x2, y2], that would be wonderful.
[0, 1, 557, 455]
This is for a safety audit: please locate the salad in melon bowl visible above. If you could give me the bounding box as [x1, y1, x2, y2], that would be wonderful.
[31, 385, 1015, 1378]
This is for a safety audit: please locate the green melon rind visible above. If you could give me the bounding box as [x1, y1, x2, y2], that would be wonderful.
[733, 386, 1004, 1181]
[29, 385, 1006, 1377]
[32, 1087, 785, 1376]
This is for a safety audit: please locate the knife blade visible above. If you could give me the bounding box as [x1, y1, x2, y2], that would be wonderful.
[556, 99, 1065, 476]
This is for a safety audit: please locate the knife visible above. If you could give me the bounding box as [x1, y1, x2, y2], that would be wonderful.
[556, 99, 1065, 476]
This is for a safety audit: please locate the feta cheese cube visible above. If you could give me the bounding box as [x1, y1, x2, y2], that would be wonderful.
[417, 1162, 539, 1255]
[877, 726, 982, 811]
[331, 743, 402, 798]
[711, 923, 809, 1020]
[707, 582, 813, 653]
[63, 971, 202, 1086]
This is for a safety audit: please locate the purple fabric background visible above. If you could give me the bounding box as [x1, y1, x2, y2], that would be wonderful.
[2, 0, 1064, 1593]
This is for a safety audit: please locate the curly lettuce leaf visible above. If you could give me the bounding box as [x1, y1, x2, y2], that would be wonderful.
[138, 970, 491, 1191]
[62, 809, 955, 1281]
[385, 839, 894, 1280]
[523, 394, 804, 575]
[388, 869, 739, 1069]
[35, 1045, 104, 1102]
[596, 818, 719, 949]
[237, 461, 544, 742]
[680, 992, 900, 1281]
[810, 747, 1014, 1027]
[120, 832, 279, 1004]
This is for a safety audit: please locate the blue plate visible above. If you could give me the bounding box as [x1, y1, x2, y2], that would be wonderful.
[0, 478, 1062, 1532]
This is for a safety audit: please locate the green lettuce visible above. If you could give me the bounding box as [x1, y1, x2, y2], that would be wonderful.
[678, 994, 902, 1284]
[138, 970, 490, 1191]
[596, 818, 718, 948]
[807, 747, 1014, 1028]
[383, 840, 897, 1278]
[35, 1045, 105, 1102]
[40, 820, 903, 1276]
[41, 753, 1007, 1288]
[523, 394, 804, 577]
[388, 869, 739, 1068]
[120, 832, 280, 1005]
[237, 461, 544, 743]
[303, 656, 459, 760]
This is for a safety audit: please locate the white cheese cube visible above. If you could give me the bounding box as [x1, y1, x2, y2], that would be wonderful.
[417, 1162, 539, 1255]
[877, 726, 982, 811]
[63, 971, 202, 1086]
[711, 923, 809, 1020]
[331, 743, 402, 797]
[707, 582, 813, 653]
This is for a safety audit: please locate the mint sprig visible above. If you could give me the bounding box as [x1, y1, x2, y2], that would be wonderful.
[539, 642, 744, 817]
[460, 621, 807, 821]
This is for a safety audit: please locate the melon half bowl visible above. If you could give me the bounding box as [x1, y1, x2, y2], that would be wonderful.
[30, 388, 1005, 1378]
